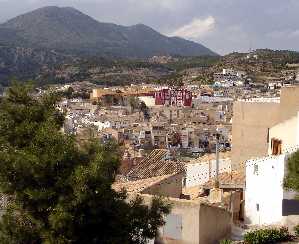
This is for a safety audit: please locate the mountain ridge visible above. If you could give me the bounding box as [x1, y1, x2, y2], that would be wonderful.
[0, 6, 218, 58]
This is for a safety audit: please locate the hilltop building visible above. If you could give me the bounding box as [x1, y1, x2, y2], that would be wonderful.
[213, 69, 246, 87]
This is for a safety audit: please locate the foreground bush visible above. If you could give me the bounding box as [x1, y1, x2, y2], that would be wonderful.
[220, 239, 233, 244]
[294, 224, 299, 237]
[244, 227, 292, 244]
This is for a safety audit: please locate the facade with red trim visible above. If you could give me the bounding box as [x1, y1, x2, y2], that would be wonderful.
[155, 88, 192, 107]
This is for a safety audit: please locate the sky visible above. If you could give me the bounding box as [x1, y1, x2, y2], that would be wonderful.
[0, 0, 298, 55]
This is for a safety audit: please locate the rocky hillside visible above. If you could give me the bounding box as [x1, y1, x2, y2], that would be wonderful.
[0, 6, 217, 58]
[0, 45, 77, 86]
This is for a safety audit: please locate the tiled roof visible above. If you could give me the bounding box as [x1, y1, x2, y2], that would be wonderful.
[186, 152, 231, 164]
[112, 174, 174, 193]
[126, 149, 185, 180]
[183, 186, 208, 200]
[203, 171, 245, 189]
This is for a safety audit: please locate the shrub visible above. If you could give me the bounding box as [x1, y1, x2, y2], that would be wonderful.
[294, 224, 299, 237]
[244, 227, 292, 244]
[220, 239, 233, 244]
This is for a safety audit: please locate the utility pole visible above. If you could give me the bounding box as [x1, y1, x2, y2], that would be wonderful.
[209, 132, 222, 203]
[215, 133, 220, 188]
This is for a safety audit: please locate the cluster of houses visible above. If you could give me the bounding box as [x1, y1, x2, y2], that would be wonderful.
[116, 85, 299, 243]
[55, 82, 299, 243]
[213, 69, 247, 88]
[59, 86, 233, 160]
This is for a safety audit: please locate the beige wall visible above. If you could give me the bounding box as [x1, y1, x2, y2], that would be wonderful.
[198, 204, 232, 244]
[143, 173, 183, 199]
[232, 86, 299, 170]
[161, 200, 231, 244]
[280, 86, 299, 120]
[231, 101, 280, 170]
[268, 114, 298, 154]
[138, 195, 231, 244]
[165, 200, 201, 244]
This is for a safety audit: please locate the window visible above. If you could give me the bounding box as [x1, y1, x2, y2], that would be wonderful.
[256, 203, 260, 211]
[254, 164, 259, 175]
[271, 138, 282, 155]
[183, 178, 187, 187]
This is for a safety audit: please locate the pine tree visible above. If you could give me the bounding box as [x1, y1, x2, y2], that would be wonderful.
[0, 83, 171, 244]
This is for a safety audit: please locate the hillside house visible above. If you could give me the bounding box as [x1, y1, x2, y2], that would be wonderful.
[231, 86, 299, 170]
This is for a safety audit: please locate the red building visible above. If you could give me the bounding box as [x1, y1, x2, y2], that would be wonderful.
[155, 88, 192, 107]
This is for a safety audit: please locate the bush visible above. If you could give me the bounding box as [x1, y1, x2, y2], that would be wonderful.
[294, 224, 299, 237]
[244, 227, 292, 244]
[220, 239, 233, 244]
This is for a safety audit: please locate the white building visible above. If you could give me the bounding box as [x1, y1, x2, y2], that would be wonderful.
[213, 68, 246, 88]
[184, 154, 231, 187]
[245, 151, 299, 229]
[138, 96, 155, 107]
[245, 111, 299, 229]
[268, 112, 299, 153]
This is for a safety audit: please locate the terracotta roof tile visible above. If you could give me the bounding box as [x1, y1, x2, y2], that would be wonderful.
[112, 174, 175, 193]
[203, 171, 245, 189]
[126, 149, 185, 180]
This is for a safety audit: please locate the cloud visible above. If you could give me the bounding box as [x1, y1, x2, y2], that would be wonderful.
[128, 0, 181, 11]
[170, 16, 216, 40]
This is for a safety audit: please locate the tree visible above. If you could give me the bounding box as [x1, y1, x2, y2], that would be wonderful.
[65, 86, 74, 99]
[102, 95, 113, 106]
[138, 101, 150, 121]
[0, 83, 171, 244]
[128, 97, 139, 113]
[284, 150, 299, 194]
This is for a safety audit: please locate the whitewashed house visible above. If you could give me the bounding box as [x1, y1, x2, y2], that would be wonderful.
[245, 151, 299, 229]
[245, 111, 299, 229]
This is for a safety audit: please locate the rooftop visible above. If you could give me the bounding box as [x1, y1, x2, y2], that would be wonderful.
[126, 149, 185, 180]
[112, 174, 175, 194]
[238, 97, 280, 103]
[203, 171, 245, 189]
[186, 152, 231, 164]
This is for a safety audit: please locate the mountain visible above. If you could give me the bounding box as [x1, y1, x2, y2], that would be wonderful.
[0, 45, 78, 86]
[0, 6, 217, 58]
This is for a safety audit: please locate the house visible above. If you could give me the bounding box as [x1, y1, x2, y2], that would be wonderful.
[151, 124, 167, 148]
[203, 171, 245, 221]
[155, 88, 192, 107]
[203, 171, 245, 191]
[114, 152, 232, 244]
[184, 152, 232, 187]
[231, 86, 299, 170]
[245, 150, 299, 230]
[244, 108, 299, 229]
[156, 196, 231, 244]
[138, 129, 152, 148]
[126, 149, 185, 181]
[111, 187, 232, 244]
[113, 173, 183, 198]
[100, 128, 124, 144]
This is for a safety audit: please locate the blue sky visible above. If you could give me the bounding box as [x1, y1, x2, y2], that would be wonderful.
[0, 0, 298, 54]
